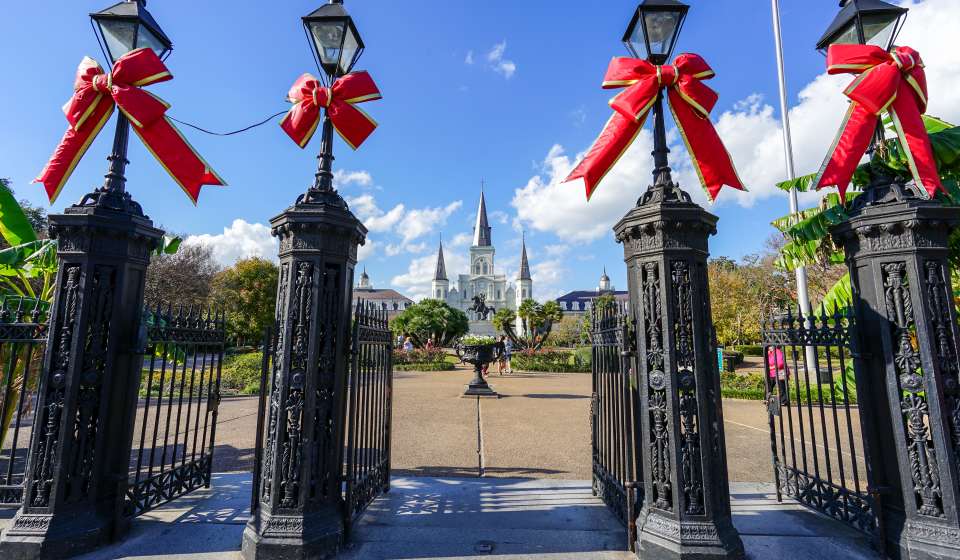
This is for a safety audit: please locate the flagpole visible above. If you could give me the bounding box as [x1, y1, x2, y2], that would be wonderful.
[771, 0, 813, 318]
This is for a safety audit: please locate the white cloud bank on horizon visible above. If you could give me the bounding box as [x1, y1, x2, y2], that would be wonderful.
[183, 219, 277, 266]
[513, 0, 960, 244]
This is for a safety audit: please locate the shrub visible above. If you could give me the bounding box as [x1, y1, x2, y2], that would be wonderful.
[512, 348, 590, 373]
[220, 352, 265, 395]
[736, 345, 764, 357]
[391, 348, 453, 371]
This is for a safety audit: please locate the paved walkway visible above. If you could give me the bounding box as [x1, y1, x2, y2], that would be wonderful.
[0, 472, 877, 560]
[203, 368, 779, 482]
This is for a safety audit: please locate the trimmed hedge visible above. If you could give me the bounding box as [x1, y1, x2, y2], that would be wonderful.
[220, 351, 264, 395]
[735, 345, 763, 357]
[395, 362, 456, 372]
[512, 348, 591, 373]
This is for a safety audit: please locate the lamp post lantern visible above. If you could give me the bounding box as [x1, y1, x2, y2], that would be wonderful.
[623, 0, 688, 191]
[242, 2, 368, 558]
[613, 3, 743, 559]
[816, 0, 907, 54]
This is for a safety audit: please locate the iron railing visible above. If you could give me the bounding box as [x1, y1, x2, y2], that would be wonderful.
[762, 307, 880, 542]
[343, 300, 393, 535]
[0, 301, 48, 506]
[589, 302, 640, 546]
[125, 304, 226, 517]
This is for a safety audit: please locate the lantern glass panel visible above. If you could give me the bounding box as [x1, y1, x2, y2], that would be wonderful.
[340, 26, 359, 74]
[861, 13, 900, 50]
[643, 11, 681, 57]
[136, 26, 168, 58]
[309, 20, 347, 68]
[98, 19, 137, 63]
[625, 18, 645, 58]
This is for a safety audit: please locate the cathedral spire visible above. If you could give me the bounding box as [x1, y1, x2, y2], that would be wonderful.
[473, 185, 492, 247]
[519, 232, 531, 281]
[434, 237, 447, 281]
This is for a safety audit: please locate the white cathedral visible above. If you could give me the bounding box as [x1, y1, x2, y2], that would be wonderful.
[430, 190, 532, 335]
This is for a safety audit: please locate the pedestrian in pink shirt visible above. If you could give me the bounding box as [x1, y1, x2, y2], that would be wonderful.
[767, 346, 790, 405]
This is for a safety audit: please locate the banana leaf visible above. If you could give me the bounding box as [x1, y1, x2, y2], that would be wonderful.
[0, 185, 37, 247]
[154, 235, 182, 256]
[818, 273, 853, 316]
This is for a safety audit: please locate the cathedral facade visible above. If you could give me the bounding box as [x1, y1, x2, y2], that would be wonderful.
[430, 191, 532, 334]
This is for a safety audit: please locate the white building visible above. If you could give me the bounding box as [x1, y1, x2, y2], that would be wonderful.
[430, 190, 532, 334]
[353, 269, 414, 319]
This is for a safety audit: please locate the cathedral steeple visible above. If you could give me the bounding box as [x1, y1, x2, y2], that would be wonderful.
[518, 233, 531, 281]
[434, 238, 447, 281]
[473, 185, 492, 247]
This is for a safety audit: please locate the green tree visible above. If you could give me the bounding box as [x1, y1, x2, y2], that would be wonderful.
[211, 257, 279, 346]
[492, 308, 516, 333]
[517, 298, 540, 335]
[145, 243, 219, 306]
[392, 299, 469, 347]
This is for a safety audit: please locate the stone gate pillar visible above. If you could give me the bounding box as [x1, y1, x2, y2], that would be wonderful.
[241, 187, 366, 560]
[832, 181, 960, 560]
[614, 181, 743, 559]
[0, 193, 161, 559]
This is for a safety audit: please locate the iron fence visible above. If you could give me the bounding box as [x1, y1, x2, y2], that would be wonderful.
[762, 307, 880, 541]
[125, 304, 226, 517]
[0, 301, 48, 506]
[343, 300, 393, 535]
[589, 302, 640, 545]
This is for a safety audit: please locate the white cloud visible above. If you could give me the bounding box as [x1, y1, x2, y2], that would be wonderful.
[449, 232, 472, 248]
[490, 210, 510, 225]
[465, 50, 474, 65]
[333, 169, 373, 189]
[347, 194, 405, 233]
[531, 259, 568, 301]
[487, 40, 517, 79]
[396, 201, 462, 245]
[514, 0, 960, 242]
[392, 251, 469, 301]
[358, 239, 375, 262]
[544, 244, 569, 257]
[183, 219, 277, 267]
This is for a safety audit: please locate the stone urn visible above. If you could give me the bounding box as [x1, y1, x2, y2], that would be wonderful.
[459, 342, 499, 398]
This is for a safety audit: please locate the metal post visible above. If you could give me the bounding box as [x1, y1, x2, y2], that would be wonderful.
[651, 92, 672, 188]
[0, 156, 161, 558]
[615, 179, 743, 558]
[241, 181, 367, 560]
[831, 180, 960, 560]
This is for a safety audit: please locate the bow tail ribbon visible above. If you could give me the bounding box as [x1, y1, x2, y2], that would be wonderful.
[132, 116, 225, 204]
[666, 88, 743, 202]
[564, 111, 648, 201]
[35, 98, 115, 203]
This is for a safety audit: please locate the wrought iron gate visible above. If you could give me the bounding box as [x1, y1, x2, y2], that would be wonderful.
[251, 300, 393, 537]
[125, 304, 226, 517]
[0, 300, 48, 506]
[343, 300, 393, 535]
[589, 303, 640, 544]
[762, 307, 881, 542]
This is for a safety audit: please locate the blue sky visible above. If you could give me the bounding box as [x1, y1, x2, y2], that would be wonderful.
[2, 0, 958, 301]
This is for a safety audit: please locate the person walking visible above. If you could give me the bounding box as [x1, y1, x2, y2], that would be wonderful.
[766, 345, 790, 406]
[403, 334, 414, 353]
[495, 335, 506, 375]
[503, 336, 513, 374]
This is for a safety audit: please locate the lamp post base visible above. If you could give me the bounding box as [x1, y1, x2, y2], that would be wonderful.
[636, 510, 744, 560]
[241, 506, 343, 560]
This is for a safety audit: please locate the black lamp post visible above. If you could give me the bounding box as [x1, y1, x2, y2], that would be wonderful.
[87, 0, 172, 211]
[0, 3, 166, 558]
[613, 3, 743, 558]
[821, 2, 960, 558]
[622, 0, 688, 190]
[300, 0, 364, 201]
[242, 3, 368, 558]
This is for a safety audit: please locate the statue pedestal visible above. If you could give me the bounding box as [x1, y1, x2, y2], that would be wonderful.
[467, 320, 496, 337]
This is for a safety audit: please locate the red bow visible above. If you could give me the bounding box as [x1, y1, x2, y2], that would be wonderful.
[815, 45, 942, 199]
[564, 54, 744, 202]
[35, 48, 224, 205]
[281, 71, 381, 150]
